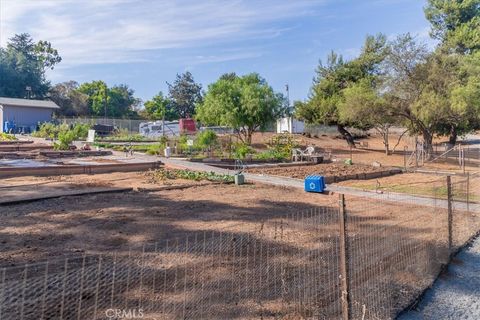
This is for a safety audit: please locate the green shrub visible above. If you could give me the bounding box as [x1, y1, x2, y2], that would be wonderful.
[146, 143, 166, 155]
[232, 142, 255, 160]
[0, 133, 16, 141]
[145, 168, 233, 183]
[33, 123, 90, 140]
[194, 130, 218, 150]
[54, 130, 76, 150]
[71, 123, 90, 139]
[262, 133, 297, 161]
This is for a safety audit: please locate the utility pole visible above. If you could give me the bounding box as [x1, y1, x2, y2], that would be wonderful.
[285, 84, 291, 133]
[103, 85, 107, 123]
[285, 84, 290, 113]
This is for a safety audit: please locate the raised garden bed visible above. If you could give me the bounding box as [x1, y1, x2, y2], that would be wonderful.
[247, 163, 402, 183]
[39, 150, 113, 158]
[0, 140, 33, 145]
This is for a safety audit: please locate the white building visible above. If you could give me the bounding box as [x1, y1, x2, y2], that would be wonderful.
[0, 97, 60, 133]
[276, 117, 305, 134]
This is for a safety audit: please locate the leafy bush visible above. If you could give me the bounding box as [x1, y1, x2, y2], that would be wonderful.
[146, 143, 166, 155]
[32, 123, 67, 139]
[194, 130, 218, 150]
[53, 130, 76, 150]
[33, 123, 90, 140]
[145, 168, 233, 183]
[232, 142, 255, 160]
[262, 133, 297, 161]
[0, 133, 16, 141]
[103, 128, 146, 142]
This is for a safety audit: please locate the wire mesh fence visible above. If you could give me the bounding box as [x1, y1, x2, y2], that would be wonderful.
[58, 117, 145, 133]
[0, 175, 478, 319]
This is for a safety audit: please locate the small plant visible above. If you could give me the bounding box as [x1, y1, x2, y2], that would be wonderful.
[33, 123, 90, 140]
[54, 130, 76, 150]
[195, 130, 218, 151]
[146, 143, 166, 155]
[0, 133, 16, 141]
[262, 133, 298, 161]
[70, 123, 90, 139]
[232, 142, 255, 160]
[145, 168, 234, 183]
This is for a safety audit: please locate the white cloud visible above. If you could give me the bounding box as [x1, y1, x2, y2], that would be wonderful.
[0, 0, 324, 66]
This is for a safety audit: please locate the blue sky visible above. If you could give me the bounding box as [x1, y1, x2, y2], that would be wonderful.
[0, 0, 433, 104]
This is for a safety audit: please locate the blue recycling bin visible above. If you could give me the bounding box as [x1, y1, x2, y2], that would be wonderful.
[304, 175, 326, 193]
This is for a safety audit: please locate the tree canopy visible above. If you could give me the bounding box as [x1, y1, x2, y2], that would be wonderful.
[167, 71, 202, 118]
[143, 92, 178, 121]
[196, 73, 286, 144]
[425, 0, 480, 53]
[0, 33, 62, 98]
[77, 81, 140, 118]
[296, 34, 389, 146]
[49, 81, 89, 117]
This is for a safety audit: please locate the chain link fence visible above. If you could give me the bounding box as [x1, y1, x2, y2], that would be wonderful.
[58, 117, 145, 133]
[0, 175, 478, 319]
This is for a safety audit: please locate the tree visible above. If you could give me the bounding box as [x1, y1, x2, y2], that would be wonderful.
[425, 0, 480, 53]
[427, 52, 480, 145]
[296, 34, 389, 147]
[196, 73, 286, 144]
[78, 81, 139, 118]
[167, 71, 202, 118]
[143, 92, 178, 120]
[338, 80, 395, 154]
[383, 34, 439, 155]
[49, 81, 89, 116]
[0, 33, 62, 98]
[385, 34, 480, 155]
[109, 84, 140, 118]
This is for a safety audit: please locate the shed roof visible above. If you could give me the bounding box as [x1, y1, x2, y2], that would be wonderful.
[0, 97, 60, 109]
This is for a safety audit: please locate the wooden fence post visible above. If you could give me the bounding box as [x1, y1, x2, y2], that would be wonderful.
[446, 176, 453, 257]
[338, 194, 350, 320]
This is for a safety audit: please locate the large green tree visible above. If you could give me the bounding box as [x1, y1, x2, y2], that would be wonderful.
[296, 34, 389, 147]
[143, 92, 178, 121]
[0, 33, 61, 98]
[78, 81, 139, 118]
[49, 81, 90, 117]
[338, 79, 395, 154]
[167, 71, 202, 118]
[196, 73, 286, 144]
[425, 0, 480, 53]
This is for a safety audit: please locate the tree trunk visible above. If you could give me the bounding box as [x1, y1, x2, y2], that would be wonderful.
[448, 125, 457, 146]
[337, 125, 356, 148]
[422, 129, 434, 160]
[246, 131, 253, 145]
[383, 128, 390, 155]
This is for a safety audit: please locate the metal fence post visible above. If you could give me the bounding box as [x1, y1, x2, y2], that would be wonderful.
[446, 176, 453, 257]
[338, 194, 350, 320]
[466, 172, 470, 213]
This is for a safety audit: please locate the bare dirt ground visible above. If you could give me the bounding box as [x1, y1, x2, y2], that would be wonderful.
[337, 171, 480, 200]
[0, 173, 337, 267]
[247, 162, 391, 180]
[251, 132, 478, 172]
[1, 170, 479, 319]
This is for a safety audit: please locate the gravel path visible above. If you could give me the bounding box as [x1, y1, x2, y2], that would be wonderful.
[399, 236, 480, 320]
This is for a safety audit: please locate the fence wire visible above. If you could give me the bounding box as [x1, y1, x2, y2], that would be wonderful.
[0, 174, 479, 320]
[0, 207, 343, 320]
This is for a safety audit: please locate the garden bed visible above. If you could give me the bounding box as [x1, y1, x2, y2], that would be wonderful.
[247, 162, 402, 183]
